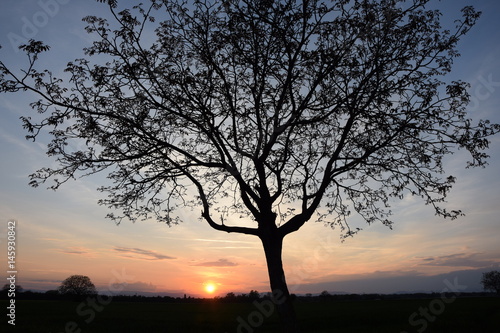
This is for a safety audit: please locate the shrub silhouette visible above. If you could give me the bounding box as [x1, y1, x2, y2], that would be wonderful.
[481, 270, 500, 294]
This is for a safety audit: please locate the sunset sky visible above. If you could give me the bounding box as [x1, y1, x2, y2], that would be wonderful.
[0, 0, 499, 298]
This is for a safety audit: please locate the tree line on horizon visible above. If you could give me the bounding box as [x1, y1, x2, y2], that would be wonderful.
[2, 271, 499, 302]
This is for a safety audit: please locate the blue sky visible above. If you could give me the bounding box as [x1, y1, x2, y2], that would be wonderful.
[0, 0, 499, 297]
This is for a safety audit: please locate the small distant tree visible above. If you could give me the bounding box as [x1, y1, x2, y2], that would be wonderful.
[481, 270, 500, 294]
[224, 292, 236, 301]
[1, 284, 23, 299]
[58, 275, 97, 297]
[249, 290, 260, 300]
[45, 290, 61, 299]
[2, 284, 23, 293]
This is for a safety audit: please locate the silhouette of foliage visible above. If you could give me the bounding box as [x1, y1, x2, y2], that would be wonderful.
[481, 270, 500, 294]
[248, 290, 260, 300]
[2, 284, 23, 293]
[1, 0, 498, 330]
[58, 275, 97, 297]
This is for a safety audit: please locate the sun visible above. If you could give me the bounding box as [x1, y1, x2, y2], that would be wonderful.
[204, 282, 216, 294]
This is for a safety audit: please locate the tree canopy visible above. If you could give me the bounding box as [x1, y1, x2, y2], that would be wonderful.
[1, 0, 496, 236]
[58, 275, 97, 296]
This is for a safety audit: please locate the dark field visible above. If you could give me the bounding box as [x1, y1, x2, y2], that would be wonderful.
[2, 297, 499, 332]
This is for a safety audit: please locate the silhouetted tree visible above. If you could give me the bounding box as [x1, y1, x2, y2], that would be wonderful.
[481, 270, 500, 294]
[1, 0, 498, 331]
[2, 284, 23, 293]
[45, 290, 61, 300]
[58, 275, 97, 298]
[249, 290, 260, 301]
[225, 292, 236, 300]
[1, 284, 23, 299]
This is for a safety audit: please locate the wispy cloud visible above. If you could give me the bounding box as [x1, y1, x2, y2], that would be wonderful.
[113, 246, 176, 260]
[56, 247, 96, 257]
[310, 270, 425, 284]
[298, 267, 496, 294]
[59, 248, 89, 255]
[62, 249, 87, 255]
[417, 252, 499, 268]
[191, 258, 238, 267]
[103, 281, 158, 294]
[192, 238, 255, 244]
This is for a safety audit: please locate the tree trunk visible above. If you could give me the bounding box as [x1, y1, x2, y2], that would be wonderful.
[260, 230, 301, 333]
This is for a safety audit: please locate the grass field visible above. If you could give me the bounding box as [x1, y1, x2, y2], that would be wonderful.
[1, 297, 499, 332]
